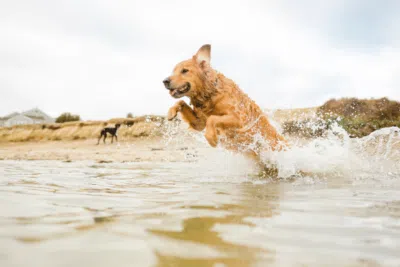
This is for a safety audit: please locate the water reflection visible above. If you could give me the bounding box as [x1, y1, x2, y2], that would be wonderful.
[1, 160, 400, 267]
[151, 184, 281, 267]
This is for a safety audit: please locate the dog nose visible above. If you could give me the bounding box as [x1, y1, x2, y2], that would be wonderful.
[163, 78, 171, 88]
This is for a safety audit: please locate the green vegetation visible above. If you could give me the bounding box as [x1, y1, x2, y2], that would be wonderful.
[283, 98, 400, 138]
[55, 112, 81, 123]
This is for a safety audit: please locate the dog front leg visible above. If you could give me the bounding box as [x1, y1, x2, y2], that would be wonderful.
[205, 115, 242, 147]
[168, 100, 206, 131]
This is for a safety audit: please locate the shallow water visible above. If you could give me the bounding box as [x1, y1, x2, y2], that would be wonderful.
[1, 155, 400, 267]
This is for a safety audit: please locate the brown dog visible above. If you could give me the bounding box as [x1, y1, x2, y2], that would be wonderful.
[163, 44, 287, 163]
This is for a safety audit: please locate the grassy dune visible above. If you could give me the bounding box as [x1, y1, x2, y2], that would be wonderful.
[1, 98, 399, 143]
[283, 97, 400, 138]
[0, 115, 165, 143]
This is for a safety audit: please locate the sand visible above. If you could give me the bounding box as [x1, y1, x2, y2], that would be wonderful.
[0, 136, 216, 163]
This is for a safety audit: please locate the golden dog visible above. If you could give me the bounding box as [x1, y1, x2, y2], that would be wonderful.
[163, 44, 287, 163]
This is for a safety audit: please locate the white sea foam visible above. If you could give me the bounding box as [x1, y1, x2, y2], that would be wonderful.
[162, 114, 400, 182]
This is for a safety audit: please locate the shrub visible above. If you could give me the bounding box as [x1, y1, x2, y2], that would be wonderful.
[127, 113, 134, 118]
[318, 97, 400, 121]
[55, 112, 81, 123]
[285, 98, 400, 138]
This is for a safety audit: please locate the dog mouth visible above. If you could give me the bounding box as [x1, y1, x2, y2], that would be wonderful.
[169, 82, 191, 98]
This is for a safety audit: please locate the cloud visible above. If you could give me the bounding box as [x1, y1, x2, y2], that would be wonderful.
[0, 0, 399, 119]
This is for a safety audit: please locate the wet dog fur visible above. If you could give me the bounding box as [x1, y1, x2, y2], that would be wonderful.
[163, 44, 288, 166]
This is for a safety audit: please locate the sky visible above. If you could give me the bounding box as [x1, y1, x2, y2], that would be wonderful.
[1, 0, 399, 120]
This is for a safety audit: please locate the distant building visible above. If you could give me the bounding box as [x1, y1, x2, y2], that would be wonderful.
[0, 108, 55, 127]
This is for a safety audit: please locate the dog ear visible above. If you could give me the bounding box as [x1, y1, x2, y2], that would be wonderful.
[195, 44, 211, 66]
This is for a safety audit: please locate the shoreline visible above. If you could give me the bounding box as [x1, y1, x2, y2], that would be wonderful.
[0, 137, 213, 163]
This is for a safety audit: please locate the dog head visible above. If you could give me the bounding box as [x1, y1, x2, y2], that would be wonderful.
[163, 44, 212, 98]
[115, 123, 121, 129]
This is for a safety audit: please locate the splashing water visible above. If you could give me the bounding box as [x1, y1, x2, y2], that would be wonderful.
[162, 114, 400, 182]
[264, 120, 399, 181]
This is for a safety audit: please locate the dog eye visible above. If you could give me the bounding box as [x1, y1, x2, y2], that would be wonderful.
[181, 68, 189, 74]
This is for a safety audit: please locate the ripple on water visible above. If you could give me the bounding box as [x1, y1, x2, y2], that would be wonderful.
[0, 151, 400, 267]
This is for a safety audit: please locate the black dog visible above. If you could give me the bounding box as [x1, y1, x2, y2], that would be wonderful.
[97, 124, 121, 144]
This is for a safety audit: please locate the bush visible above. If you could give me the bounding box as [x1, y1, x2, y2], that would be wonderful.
[55, 112, 81, 123]
[127, 113, 133, 118]
[318, 97, 400, 121]
[285, 98, 400, 138]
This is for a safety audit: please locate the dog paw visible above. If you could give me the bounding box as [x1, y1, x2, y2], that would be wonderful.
[205, 132, 218, 147]
[167, 107, 178, 121]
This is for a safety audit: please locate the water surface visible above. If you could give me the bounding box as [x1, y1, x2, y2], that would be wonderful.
[1, 158, 400, 267]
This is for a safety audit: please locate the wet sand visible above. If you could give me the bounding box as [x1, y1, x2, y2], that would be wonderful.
[0, 137, 212, 163]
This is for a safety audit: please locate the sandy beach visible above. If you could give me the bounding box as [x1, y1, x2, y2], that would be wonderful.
[0, 114, 217, 163]
[0, 136, 213, 163]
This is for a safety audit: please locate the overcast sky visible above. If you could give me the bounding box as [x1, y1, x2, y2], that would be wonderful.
[1, 0, 399, 120]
